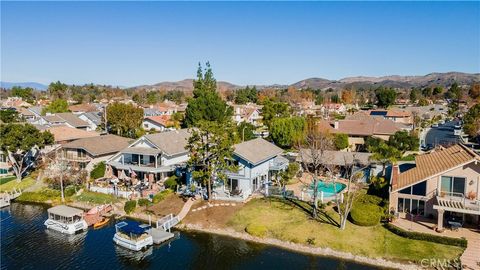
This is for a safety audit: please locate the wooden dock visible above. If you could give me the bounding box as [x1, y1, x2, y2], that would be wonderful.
[0, 189, 22, 208]
[148, 228, 174, 244]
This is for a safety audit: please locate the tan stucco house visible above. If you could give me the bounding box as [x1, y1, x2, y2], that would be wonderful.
[389, 144, 480, 230]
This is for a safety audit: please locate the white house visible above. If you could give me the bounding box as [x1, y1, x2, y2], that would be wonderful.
[213, 138, 289, 201]
[106, 129, 191, 182]
[142, 115, 174, 132]
[78, 112, 102, 131]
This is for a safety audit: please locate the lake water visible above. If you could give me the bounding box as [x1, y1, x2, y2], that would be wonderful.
[1, 203, 384, 270]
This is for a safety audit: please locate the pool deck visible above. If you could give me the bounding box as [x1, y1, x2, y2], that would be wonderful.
[286, 173, 349, 202]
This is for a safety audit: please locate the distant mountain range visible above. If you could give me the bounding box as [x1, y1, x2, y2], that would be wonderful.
[133, 72, 479, 92]
[0, 81, 48, 90]
[2, 72, 479, 92]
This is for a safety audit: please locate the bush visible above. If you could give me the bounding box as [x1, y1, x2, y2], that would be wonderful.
[152, 189, 173, 203]
[138, 198, 152, 207]
[349, 194, 383, 226]
[245, 224, 268, 238]
[384, 223, 467, 247]
[90, 162, 106, 179]
[64, 186, 78, 197]
[164, 176, 178, 190]
[124, 200, 137, 214]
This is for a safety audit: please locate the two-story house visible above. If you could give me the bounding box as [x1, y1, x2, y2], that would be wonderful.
[106, 129, 191, 183]
[59, 134, 131, 172]
[390, 144, 480, 230]
[213, 138, 289, 201]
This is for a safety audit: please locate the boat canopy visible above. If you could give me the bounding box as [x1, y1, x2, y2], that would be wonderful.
[47, 205, 83, 217]
[116, 221, 150, 235]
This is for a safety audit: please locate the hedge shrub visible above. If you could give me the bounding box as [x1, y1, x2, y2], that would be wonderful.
[384, 223, 467, 247]
[152, 189, 173, 203]
[164, 176, 178, 190]
[245, 224, 268, 238]
[124, 200, 137, 214]
[349, 194, 383, 226]
[90, 162, 106, 179]
[138, 198, 152, 207]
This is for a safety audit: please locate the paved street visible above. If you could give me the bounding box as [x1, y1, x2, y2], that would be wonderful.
[425, 120, 461, 147]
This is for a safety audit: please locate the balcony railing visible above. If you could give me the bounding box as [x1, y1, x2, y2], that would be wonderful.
[59, 155, 89, 162]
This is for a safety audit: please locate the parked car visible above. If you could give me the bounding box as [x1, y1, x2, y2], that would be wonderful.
[431, 124, 439, 128]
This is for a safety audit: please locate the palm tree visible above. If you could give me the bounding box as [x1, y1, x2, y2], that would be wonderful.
[369, 142, 401, 176]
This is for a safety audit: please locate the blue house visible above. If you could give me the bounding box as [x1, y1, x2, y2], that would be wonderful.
[213, 138, 289, 201]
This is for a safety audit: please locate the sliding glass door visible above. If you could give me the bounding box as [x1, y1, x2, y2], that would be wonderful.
[440, 176, 466, 197]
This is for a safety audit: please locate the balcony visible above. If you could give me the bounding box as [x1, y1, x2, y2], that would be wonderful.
[434, 191, 480, 215]
[59, 154, 90, 162]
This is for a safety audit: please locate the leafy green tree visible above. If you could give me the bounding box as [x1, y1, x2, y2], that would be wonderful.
[0, 109, 21, 123]
[388, 131, 419, 152]
[11, 86, 35, 104]
[330, 94, 341, 103]
[48, 81, 68, 99]
[365, 136, 382, 151]
[261, 99, 290, 127]
[315, 93, 324, 105]
[422, 87, 432, 97]
[42, 99, 69, 115]
[72, 93, 84, 104]
[106, 102, 144, 138]
[146, 91, 159, 104]
[333, 133, 349, 150]
[432, 86, 443, 96]
[171, 112, 184, 129]
[445, 82, 461, 100]
[234, 86, 257, 104]
[184, 62, 233, 127]
[375, 87, 397, 108]
[0, 123, 54, 181]
[409, 89, 419, 103]
[185, 121, 238, 201]
[368, 142, 401, 176]
[165, 90, 185, 104]
[463, 104, 480, 137]
[269, 117, 306, 148]
[237, 122, 256, 142]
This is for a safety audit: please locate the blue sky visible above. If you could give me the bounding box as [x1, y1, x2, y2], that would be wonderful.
[1, 1, 479, 87]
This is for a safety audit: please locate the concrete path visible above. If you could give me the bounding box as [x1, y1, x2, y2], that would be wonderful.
[460, 232, 480, 270]
[177, 198, 195, 221]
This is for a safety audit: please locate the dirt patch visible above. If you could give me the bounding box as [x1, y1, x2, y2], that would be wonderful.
[147, 194, 186, 217]
[182, 200, 245, 229]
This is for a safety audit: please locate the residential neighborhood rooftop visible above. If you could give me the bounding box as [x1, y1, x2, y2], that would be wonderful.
[61, 134, 131, 157]
[144, 129, 191, 156]
[233, 138, 283, 165]
[392, 144, 480, 191]
[47, 125, 100, 143]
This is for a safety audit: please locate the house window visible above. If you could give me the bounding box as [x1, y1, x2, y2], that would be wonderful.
[77, 149, 86, 158]
[440, 176, 466, 196]
[412, 181, 427, 196]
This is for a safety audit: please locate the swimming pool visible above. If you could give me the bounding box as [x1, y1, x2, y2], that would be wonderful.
[309, 181, 346, 198]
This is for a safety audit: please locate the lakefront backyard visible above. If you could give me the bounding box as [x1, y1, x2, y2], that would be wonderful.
[184, 196, 464, 264]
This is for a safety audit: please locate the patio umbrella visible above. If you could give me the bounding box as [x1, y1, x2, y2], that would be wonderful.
[119, 169, 126, 180]
[105, 165, 113, 178]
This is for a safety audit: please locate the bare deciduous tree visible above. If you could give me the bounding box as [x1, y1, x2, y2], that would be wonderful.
[297, 118, 334, 218]
[333, 155, 365, 230]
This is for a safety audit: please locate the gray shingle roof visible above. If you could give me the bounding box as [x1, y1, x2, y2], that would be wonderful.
[297, 149, 371, 166]
[144, 129, 191, 156]
[62, 134, 131, 156]
[56, 113, 89, 128]
[233, 138, 283, 165]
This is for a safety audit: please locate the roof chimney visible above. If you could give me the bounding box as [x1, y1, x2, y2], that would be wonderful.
[334, 121, 339, 129]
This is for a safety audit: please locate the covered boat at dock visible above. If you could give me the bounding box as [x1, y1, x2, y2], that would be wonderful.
[44, 205, 88, 234]
[113, 221, 153, 251]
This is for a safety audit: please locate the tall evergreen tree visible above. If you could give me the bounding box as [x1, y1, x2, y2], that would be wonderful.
[184, 62, 233, 127]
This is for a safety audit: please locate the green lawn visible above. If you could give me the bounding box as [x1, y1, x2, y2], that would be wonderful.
[74, 191, 120, 204]
[16, 188, 62, 204]
[0, 177, 35, 193]
[0, 176, 17, 185]
[228, 198, 464, 263]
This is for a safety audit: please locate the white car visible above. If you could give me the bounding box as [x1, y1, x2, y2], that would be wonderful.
[431, 124, 438, 128]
